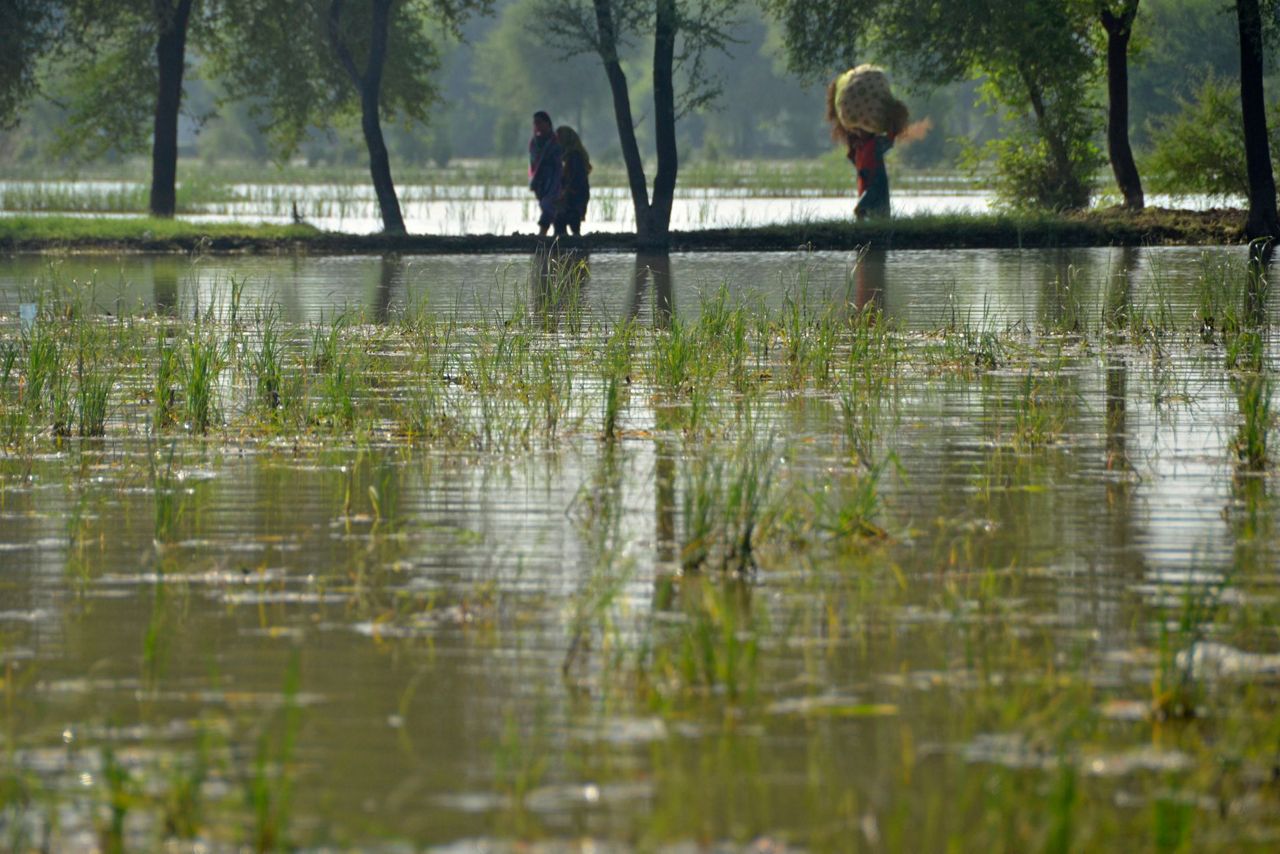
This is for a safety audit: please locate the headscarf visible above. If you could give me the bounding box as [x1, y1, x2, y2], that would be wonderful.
[555, 126, 592, 174]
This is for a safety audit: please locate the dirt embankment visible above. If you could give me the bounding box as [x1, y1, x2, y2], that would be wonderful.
[0, 208, 1249, 255]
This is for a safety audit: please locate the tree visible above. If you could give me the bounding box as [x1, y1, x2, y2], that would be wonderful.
[474, 0, 611, 156]
[1098, 1, 1144, 209]
[1236, 0, 1278, 239]
[212, 0, 488, 234]
[766, 0, 1103, 210]
[537, 0, 737, 246]
[1143, 75, 1280, 200]
[0, 1, 60, 128]
[56, 1, 209, 217]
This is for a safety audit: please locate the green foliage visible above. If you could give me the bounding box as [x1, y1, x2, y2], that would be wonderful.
[768, 0, 1104, 209]
[474, 0, 611, 152]
[1129, 0, 1242, 147]
[1144, 75, 1280, 200]
[48, 40, 156, 162]
[0, 0, 61, 127]
[210, 0, 479, 158]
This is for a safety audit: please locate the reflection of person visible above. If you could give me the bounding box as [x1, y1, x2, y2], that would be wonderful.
[528, 111, 563, 237]
[554, 125, 591, 237]
[853, 247, 887, 312]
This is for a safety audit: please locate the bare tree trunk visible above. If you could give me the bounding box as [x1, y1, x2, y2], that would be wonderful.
[149, 0, 194, 218]
[648, 0, 678, 247]
[329, 0, 406, 235]
[593, 0, 652, 240]
[1237, 0, 1279, 239]
[1101, 3, 1144, 210]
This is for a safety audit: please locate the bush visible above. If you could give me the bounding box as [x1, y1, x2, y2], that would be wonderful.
[987, 125, 1099, 211]
[1143, 74, 1280, 200]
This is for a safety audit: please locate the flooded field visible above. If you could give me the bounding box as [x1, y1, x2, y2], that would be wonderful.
[1, 245, 1278, 850]
[0, 178, 1237, 234]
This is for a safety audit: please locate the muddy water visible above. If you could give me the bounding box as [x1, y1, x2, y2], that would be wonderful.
[0, 247, 1277, 850]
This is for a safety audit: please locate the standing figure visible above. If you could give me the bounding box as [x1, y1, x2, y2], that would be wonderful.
[528, 111, 563, 237]
[850, 130, 894, 220]
[554, 125, 592, 237]
[825, 70, 907, 221]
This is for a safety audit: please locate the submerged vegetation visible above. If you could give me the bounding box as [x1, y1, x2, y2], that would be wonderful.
[0, 249, 1278, 849]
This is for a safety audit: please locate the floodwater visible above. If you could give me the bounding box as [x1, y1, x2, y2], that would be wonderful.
[1, 246, 1278, 850]
[0, 244, 1261, 327]
[0, 179, 1238, 234]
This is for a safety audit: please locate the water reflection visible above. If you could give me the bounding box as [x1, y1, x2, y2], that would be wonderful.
[1, 246, 1275, 332]
[852, 247, 887, 313]
[530, 242, 591, 322]
[371, 254, 401, 323]
[153, 262, 179, 316]
[626, 251, 674, 328]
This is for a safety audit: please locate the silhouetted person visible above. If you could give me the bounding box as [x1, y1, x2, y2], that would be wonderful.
[527, 111, 563, 238]
[554, 125, 592, 237]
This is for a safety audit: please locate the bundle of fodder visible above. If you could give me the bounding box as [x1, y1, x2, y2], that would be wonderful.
[833, 65, 909, 136]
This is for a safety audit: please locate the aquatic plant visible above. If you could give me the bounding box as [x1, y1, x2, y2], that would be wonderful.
[680, 430, 778, 576]
[183, 330, 224, 434]
[246, 656, 302, 852]
[97, 746, 136, 854]
[1231, 373, 1272, 470]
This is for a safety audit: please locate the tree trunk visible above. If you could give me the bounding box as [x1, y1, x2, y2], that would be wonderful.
[1237, 0, 1279, 239]
[1101, 3, 1144, 210]
[329, 0, 405, 235]
[1021, 68, 1086, 210]
[647, 0, 678, 247]
[149, 0, 194, 218]
[593, 0, 652, 239]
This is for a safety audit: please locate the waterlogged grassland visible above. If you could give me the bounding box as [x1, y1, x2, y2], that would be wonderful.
[0, 252, 1278, 850]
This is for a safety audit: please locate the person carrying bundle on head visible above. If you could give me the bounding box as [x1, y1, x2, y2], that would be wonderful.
[825, 66, 909, 221]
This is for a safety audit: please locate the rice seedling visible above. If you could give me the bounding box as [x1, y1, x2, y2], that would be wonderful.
[1231, 373, 1272, 470]
[74, 326, 114, 437]
[680, 429, 778, 576]
[492, 705, 549, 835]
[249, 302, 285, 413]
[642, 575, 765, 706]
[807, 453, 894, 542]
[246, 655, 302, 853]
[153, 330, 180, 429]
[652, 317, 699, 397]
[97, 746, 136, 854]
[161, 733, 209, 841]
[182, 330, 224, 434]
[1007, 373, 1074, 450]
[147, 436, 186, 544]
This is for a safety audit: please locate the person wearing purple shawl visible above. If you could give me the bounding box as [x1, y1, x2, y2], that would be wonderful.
[528, 111, 563, 237]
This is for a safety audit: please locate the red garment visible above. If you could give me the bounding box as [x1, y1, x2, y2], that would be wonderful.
[852, 136, 880, 194]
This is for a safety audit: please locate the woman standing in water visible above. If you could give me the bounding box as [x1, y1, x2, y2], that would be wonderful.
[555, 126, 591, 237]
